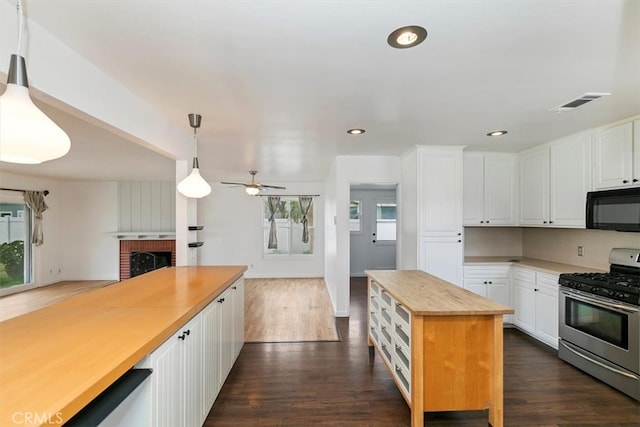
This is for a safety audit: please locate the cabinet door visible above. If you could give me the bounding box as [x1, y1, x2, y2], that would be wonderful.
[218, 288, 235, 387]
[232, 278, 245, 360]
[549, 132, 592, 227]
[201, 301, 220, 422]
[534, 284, 559, 349]
[486, 279, 512, 323]
[513, 279, 536, 334]
[463, 278, 487, 297]
[594, 122, 633, 189]
[634, 120, 640, 184]
[419, 149, 463, 235]
[484, 154, 517, 225]
[463, 154, 485, 225]
[419, 236, 463, 286]
[182, 316, 203, 427]
[520, 147, 549, 225]
[150, 330, 185, 427]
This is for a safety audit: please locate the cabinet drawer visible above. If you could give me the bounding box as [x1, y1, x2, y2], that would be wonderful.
[513, 267, 535, 283]
[380, 338, 393, 366]
[394, 321, 411, 348]
[394, 341, 411, 372]
[537, 272, 559, 288]
[463, 266, 510, 279]
[370, 281, 380, 297]
[380, 305, 393, 326]
[370, 296, 379, 312]
[394, 302, 411, 329]
[394, 362, 411, 399]
[369, 326, 379, 345]
[369, 311, 380, 329]
[380, 289, 393, 308]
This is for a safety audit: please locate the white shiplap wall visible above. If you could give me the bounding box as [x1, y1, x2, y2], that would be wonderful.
[118, 181, 175, 232]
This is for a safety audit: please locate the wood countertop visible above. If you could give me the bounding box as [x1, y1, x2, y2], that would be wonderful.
[464, 256, 604, 274]
[0, 265, 246, 427]
[366, 270, 514, 316]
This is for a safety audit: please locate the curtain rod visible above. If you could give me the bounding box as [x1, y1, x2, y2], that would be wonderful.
[0, 188, 49, 196]
[258, 194, 319, 197]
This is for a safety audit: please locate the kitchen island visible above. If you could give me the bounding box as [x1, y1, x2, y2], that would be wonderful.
[366, 270, 514, 427]
[0, 265, 246, 427]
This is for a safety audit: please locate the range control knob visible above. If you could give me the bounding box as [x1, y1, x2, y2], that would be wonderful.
[617, 292, 627, 299]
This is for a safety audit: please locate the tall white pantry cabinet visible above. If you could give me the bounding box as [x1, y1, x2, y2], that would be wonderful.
[401, 146, 464, 286]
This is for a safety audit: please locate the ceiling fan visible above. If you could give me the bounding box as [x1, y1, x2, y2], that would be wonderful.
[221, 170, 286, 196]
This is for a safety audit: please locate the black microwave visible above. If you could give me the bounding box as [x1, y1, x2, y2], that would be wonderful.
[586, 187, 640, 232]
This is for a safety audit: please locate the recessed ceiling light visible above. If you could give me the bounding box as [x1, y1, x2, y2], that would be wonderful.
[347, 128, 365, 135]
[487, 130, 508, 137]
[387, 25, 427, 49]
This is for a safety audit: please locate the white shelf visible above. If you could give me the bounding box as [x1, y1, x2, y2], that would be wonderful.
[107, 232, 176, 240]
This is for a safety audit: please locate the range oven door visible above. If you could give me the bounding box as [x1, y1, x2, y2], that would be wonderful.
[559, 288, 639, 374]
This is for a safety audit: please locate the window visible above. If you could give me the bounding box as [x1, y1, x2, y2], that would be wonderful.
[0, 195, 32, 289]
[350, 200, 361, 232]
[263, 197, 314, 256]
[376, 203, 397, 241]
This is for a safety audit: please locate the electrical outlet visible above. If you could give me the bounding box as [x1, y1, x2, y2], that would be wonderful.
[578, 246, 584, 256]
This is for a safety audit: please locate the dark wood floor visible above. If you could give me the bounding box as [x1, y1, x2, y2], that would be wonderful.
[206, 277, 640, 426]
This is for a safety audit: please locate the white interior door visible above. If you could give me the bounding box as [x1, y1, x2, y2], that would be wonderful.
[350, 187, 397, 277]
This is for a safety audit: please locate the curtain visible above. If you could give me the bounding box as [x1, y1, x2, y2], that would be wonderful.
[299, 196, 313, 243]
[267, 196, 280, 249]
[24, 191, 48, 246]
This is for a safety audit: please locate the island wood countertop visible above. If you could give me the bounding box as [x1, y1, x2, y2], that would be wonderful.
[0, 265, 246, 427]
[366, 269, 514, 316]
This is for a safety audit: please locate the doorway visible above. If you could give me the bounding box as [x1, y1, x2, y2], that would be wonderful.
[349, 185, 397, 277]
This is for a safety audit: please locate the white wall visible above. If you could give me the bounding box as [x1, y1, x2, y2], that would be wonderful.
[324, 160, 338, 314]
[60, 181, 119, 280]
[326, 156, 402, 317]
[197, 182, 325, 278]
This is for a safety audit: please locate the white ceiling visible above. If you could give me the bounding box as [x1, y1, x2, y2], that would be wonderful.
[2, 0, 640, 184]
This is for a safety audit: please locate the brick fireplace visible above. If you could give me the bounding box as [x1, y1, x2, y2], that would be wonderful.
[119, 240, 176, 280]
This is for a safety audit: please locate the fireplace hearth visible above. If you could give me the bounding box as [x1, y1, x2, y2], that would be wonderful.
[119, 240, 176, 280]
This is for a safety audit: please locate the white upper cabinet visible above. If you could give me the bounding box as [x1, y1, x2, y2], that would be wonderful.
[418, 148, 463, 236]
[549, 132, 592, 227]
[520, 146, 549, 225]
[593, 121, 637, 189]
[520, 132, 592, 228]
[463, 153, 517, 226]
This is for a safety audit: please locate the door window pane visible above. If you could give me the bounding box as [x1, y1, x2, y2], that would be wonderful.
[350, 200, 361, 232]
[376, 203, 397, 241]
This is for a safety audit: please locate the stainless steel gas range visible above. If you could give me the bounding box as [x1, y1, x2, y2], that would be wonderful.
[558, 248, 640, 401]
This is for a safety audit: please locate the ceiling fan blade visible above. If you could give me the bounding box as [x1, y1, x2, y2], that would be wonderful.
[220, 181, 248, 186]
[260, 184, 287, 190]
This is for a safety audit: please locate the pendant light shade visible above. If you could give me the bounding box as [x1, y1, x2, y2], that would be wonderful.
[0, 5, 71, 164]
[177, 113, 211, 198]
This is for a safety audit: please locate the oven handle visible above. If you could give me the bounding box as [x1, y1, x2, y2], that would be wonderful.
[561, 290, 640, 314]
[559, 341, 640, 380]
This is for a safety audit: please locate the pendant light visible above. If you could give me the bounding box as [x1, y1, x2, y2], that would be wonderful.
[0, 0, 70, 164]
[177, 113, 212, 198]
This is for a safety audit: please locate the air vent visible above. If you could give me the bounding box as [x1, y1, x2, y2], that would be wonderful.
[549, 92, 610, 112]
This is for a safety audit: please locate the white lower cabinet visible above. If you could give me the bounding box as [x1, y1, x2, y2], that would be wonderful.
[419, 236, 463, 287]
[148, 315, 202, 427]
[512, 267, 559, 349]
[137, 278, 244, 427]
[463, 266, 512, 323]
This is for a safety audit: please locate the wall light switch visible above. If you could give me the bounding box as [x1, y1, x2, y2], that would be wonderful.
[578, 246, 584, 256]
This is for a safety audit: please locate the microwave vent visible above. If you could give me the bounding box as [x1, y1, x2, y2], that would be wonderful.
[549, 92, 610, 113]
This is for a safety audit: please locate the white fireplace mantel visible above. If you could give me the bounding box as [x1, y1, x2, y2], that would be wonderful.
[107, 232, 176, 240]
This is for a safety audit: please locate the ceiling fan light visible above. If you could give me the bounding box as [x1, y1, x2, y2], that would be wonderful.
[245, 186, 260, 196]
[177, 167, 212, 198]
[0, 56, 71, 164]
